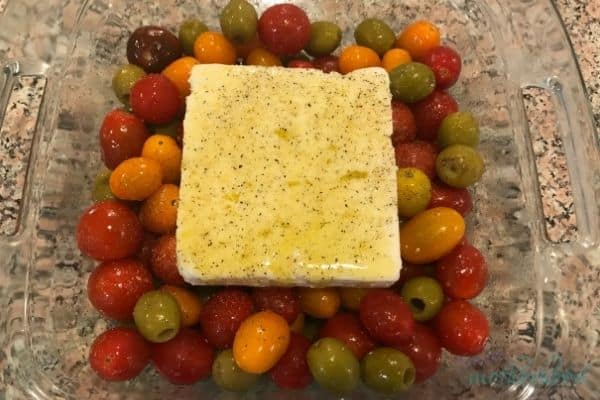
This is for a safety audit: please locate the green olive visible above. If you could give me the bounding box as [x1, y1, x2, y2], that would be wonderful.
[396, 167, 432, 218]
[354, 18, 395, 56]
[179, 19, 209, 55]
[302, 316, 323, 341]
[436, 144, 485, 188]
[307, 338, 360, 394]
[361, 348, 416, 394]
[212, 349, 260, 392]
[389, 62, 436, 103]
[438, 111, 480, 148]
[149, 119, 182, 139]
[305, 21, 342, 57]
[133, 290, 181, 343]
[219, 0, 258, 45]
[92, 169, 115, 202]
[112, 64, 146, 106]
[400, 276, 444, 321]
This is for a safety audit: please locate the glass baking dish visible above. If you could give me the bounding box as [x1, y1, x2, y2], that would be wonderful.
[0, 0, 598, 399]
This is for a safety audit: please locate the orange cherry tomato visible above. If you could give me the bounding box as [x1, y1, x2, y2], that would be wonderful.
[338, 45, 381, 74]
[382, 48, 412, 72]
[246, 48, 282, 67]
[193, 32, 237, 65]
[290, 312, 305, 334]
[235, 34, 263, 58]
[141, 134, 182, 183]
[109, 157, 162, 201]
[400, 207, 465, 264]
[162, 56, 199, 98]
[338, 287, 369, 311]
[396, 20, 440, 59]
[161, 285, 202, 327]
[298, 288, 340, 319]
[233, 310, 291, 374]
[139, 183, 179, 234]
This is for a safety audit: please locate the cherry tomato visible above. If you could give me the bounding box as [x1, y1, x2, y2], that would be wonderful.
[313, 55, 340, 73]
[419, 46, 462, 89]
[394, 324, 441, 382]
[258, 4, 311, 56]
[270, 332, 312, 389]
[391, 101, 417, 146]
[87, 259, 154, 320]
[436, 244, 487, 299]
[396, 20, 440, 59]
[233, 310, 291, 374]
[434, 300, 489, 356]
[109, 157, 163, 201]
[287, 59, 314, 68]
[99, 110, 149, 170]
[394, 140, 437, 179]
[392, 262, 435, 288]
[130, 74, 182, 125]
[299, 287, 341, 319]
[76, 200, 143, 261]
[359, 289, 415, 346]
[251, 287, 300, 323]
[318, 312, 376, 360]
[411, 90, 458, 141]
[150, 234, 185, 286]
[89, 327, 150, 381]
[199, 288, 254, 349]
[151, 329, 214, 384]
[136, 232, 156, 266]
[400, 207, 465, 264]
[338, 287, 369, 311]
[161, 285, 203, 327]
[194, 31, 237, 64]
[338, 45, 381, 74]
[245, 47, 282, 66]
[428, 181, 473, 216]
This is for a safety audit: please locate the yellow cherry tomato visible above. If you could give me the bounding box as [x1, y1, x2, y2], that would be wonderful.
[299, 288, 340, 319]
[290, 312, 305, 334]
[396, 20, 440, 59]
[141, 134, 182, 183]
[338, 45, 381, 74]
[233, 310, 291, 374]
[162, 56, 199, 98]
[382, 48, 412, 72]
[400, 207, 465, 264]
[339, 287, 369, 311]
[246, 48, 282, 66]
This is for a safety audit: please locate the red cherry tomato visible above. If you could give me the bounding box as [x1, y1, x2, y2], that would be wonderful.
[270, 332, 312, 389]
[251, 287, 300, 323]
[359, 289, 415, 346]
[436, 244, 487, 299]
[136, 232, 156, 267]
[394, 324, 441, 382]
[149, 234, 185, 286]
[419, 46, 462, 89]
[318, 312, 376, 360]
[287, 59, 314, 68]
[99, 109, 149, 170]
[151, 329, 214, 385]
[258, 4, 311, 56]
[89, 327, 150, 381]
[394, 140, 437, 179]
[392, 262, 435, 288]
[411, 90, 458, 141]
[313, 55, 340, 73]
[428, 181, 473, 216]
[434, 300, 489, 356]
[130, 74, 182, 125]
[199, 288, 254, 349]
[76, 200, 143, 261]
[87, 259, 154, 320]
[391, 101, 417, 146]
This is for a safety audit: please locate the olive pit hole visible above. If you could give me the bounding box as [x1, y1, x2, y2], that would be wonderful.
[410, 298, 426, 311]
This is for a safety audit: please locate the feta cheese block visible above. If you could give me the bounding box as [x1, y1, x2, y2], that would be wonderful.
[177, 64, 400, 287]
